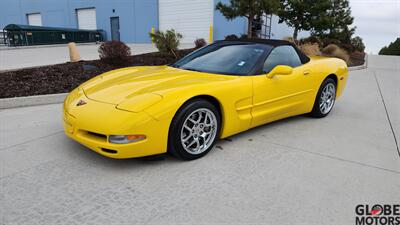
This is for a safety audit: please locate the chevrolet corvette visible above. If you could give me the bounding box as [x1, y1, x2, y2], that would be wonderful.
[63, 39, 348, 160]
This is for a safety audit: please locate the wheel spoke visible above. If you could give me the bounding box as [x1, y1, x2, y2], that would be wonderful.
[183, 133, 192, 142]
[188, 118, 197, 124]
[186, 139, 196, 148]
[180, 108, 218, 155]
[194, 138, 201, 152]
[197, 112, 203, 123]
[183, 124, 192, 132]
[203, 128, 212, 135]
[319, 83, 336, 115]
[321, 92, 326, 99]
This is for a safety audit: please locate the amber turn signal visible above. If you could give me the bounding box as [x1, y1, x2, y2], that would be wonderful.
[109, 135, 146, 144]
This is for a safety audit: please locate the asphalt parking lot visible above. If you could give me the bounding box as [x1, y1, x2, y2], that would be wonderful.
[0, 55, 399, 225]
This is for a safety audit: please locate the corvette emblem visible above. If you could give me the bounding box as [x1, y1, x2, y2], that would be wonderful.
[76, 100, 87, 106]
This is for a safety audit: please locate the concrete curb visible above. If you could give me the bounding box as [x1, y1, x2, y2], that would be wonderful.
[0, 93, 67, 109]
[0, 42, 100, 51]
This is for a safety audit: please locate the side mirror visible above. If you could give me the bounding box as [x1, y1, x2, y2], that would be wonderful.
[266, 65, 293, 78]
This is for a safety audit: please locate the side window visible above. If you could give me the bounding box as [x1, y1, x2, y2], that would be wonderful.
[263, 46, 302, 73]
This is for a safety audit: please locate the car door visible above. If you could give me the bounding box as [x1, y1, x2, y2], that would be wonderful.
[251, 45, 314, 128]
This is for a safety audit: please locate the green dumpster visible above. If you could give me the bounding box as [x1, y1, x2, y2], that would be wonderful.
[3, 24, 104, 46]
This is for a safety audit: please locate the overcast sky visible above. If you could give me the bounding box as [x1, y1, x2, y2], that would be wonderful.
[350, 0, 400, 54]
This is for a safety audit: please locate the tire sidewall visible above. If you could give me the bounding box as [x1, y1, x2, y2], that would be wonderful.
[168, 99, 221, 160]
[311, 78, 337, 118]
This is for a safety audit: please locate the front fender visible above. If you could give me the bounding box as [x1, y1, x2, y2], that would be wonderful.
[143, 76, 253, 138]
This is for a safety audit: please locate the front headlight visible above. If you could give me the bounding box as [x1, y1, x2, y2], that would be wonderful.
[109, 135, 146, 144]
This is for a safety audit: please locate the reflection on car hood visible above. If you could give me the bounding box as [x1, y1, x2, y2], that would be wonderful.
[81, 66, 233, 105]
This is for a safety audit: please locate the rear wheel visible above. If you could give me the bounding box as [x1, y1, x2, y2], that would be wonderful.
[310, 78, 336, 118]
[168, 99, 221, 160]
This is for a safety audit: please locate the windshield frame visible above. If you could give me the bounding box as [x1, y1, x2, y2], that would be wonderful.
[170, 41, 273, 76]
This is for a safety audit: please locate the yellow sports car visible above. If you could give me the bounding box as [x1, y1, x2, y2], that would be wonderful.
[63, 39, 348, 160]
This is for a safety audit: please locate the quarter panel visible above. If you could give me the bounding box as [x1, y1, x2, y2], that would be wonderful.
[308, 56, 349, 100]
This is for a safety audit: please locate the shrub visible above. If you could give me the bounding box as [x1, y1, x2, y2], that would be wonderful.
[313, 36, 357, 53]
[340, 43, 355, 53]
[303, 35, 363, 54]
[351, 50, 365, 59]
[321, 44, 349, 63]
[283, 36, 302, 46]
[149, 29, 182, 58]
[299, 36, 322, 46]
[321, 44, 339, 54]
[98, 41, 131, 66]
[351, 36, 365, 52]
[319, 37, 341, 48]
[225, 34, 239, 40]
[194, 38, 207, 49]
[299, 43, 321, 56]
[283, 36, 296, 44]
[240, 34, 248, 39]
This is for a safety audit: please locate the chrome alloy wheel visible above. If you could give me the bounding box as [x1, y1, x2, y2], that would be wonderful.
[180, 108, 218, 155]
[319, 83, 336, 114]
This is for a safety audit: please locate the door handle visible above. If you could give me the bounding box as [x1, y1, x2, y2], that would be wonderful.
[303, 70, 311, 75]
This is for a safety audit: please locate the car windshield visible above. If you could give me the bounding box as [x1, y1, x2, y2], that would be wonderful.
[171, 42, 272, 75]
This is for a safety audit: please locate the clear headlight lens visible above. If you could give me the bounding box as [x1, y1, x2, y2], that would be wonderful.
[109, 135, 146, 144]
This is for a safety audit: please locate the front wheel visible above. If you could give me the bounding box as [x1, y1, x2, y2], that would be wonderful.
[310, 78, 337, 118]
[168, 99, 221, 160]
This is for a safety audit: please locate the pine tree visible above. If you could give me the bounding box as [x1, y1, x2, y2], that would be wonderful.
[351, 36, 365, 52]
[312, 0, 355, 44]
[277, 0, 331, 40]
[379, 38, 400, 55]
[216, 0, 280, 38]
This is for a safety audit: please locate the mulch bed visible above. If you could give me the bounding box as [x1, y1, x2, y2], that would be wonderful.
[0, 48, 365, 99]
[0, 49, 194, 98]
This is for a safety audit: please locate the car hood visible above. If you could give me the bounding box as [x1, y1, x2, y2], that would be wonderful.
[81, 66, 233, 110]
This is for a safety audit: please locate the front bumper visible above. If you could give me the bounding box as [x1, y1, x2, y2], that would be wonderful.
[63, 95, 170, 159]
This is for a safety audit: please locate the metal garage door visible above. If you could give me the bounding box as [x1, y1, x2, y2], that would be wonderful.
[76, 8, 97, 30]
[159, 0, 213, 43]
[27, 13, 42, 26]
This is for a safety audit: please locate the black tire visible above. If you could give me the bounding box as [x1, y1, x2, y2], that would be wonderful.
[310, 77, 337, 118]
[168, 99, 221, 160]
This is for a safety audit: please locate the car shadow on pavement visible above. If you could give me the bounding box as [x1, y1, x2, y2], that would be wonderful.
[219, 115, 310, 142]
[62, 137, 183, 168]
[62, 115, 310, 170]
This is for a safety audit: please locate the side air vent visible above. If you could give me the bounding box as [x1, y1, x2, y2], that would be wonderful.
[101, 148, 118, 154]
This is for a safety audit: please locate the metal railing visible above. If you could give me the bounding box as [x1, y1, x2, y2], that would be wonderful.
[0, 31, 8, 46]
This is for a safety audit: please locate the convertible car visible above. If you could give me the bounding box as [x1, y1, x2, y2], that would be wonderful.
[63, 39, 348, 160]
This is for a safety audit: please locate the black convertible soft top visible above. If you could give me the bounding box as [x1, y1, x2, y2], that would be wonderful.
[215, 38, 310, 64]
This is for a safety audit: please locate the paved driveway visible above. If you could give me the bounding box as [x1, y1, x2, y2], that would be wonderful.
[0, 55, 399, 225]
[0, 43, 194, 71]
